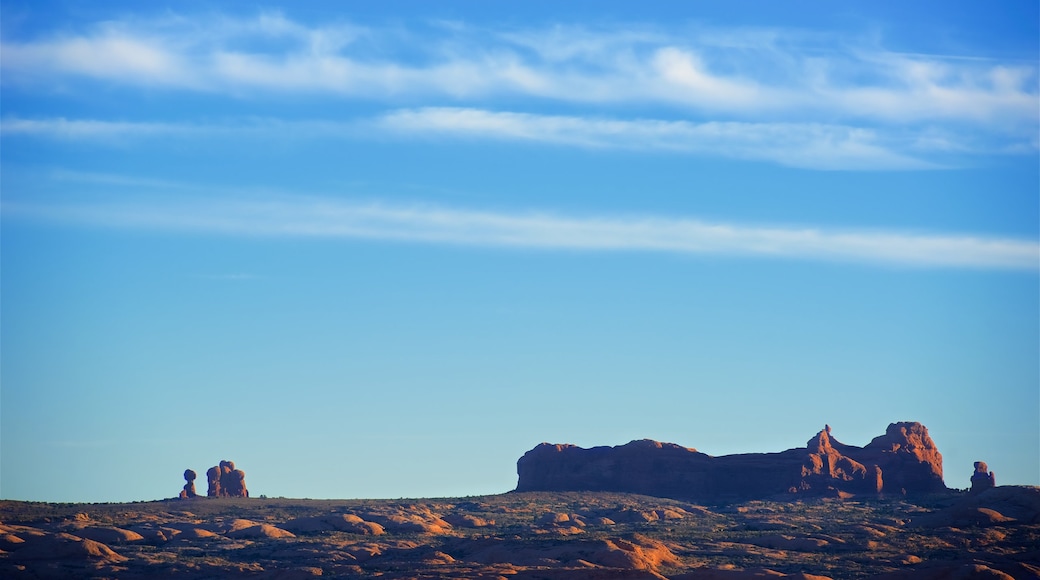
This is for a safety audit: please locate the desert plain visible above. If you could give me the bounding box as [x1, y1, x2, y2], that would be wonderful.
[2, 485, 1039, 579]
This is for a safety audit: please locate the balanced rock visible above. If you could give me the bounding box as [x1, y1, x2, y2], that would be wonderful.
[178, 469, 197, 499]
[516, 422, 946, 501]
[970, 461, 996, 494]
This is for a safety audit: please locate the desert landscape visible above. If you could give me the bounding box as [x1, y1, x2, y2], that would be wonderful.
[2, 422, 1038, 579]
[5, 3, 1038, 578]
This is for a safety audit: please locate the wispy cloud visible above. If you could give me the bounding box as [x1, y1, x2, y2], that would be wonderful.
[2, 13, 1034, 170]
[2, 13, 1036, 130]
[1, 32, 197, 87]
[6, 194, 1037, 270]
[0, 117, 197, 139]
[2, 111, 947, 170]
[378, 107, 938, 170]
[0, 116, 353, 141]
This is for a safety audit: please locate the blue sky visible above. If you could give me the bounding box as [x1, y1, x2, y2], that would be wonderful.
[1, 1, 1037, 502]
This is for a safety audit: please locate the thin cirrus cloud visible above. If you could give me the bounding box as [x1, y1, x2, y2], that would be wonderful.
[6, 193, 1037, 271]
[377, 107, 938, 170]
[0, 116, 312, 140]
[1, 111, 937, 171]
[1, 12, 1037, 128]
[0, 117, 197, 139]
[0, 116, 368, 141]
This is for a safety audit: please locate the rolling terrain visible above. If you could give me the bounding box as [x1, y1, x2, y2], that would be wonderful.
[2, 486, 1038, 579]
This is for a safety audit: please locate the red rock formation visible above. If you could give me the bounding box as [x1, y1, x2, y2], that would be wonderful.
[516, 422, 946, 501]
[178, 469, 197, 499]
[858, 422, 946, 493]
[218, 460, 234, 495]
[203, 460, 248, 497]
[800, 429, 882, 495]
[225, 469, 248, 498]
[206, 466, 221, 497]
[970, 461, 996, 493]
[208, 463, 246, 501]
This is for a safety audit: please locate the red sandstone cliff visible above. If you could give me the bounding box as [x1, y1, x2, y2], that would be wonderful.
[516, 422, 945, 501]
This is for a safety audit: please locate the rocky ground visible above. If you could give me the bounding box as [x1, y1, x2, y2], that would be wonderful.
[2, 486, 1038, 579]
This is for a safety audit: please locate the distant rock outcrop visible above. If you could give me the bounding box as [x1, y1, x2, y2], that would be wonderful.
[178, 469, 197, 499]
[206, 466, 222, 497]
[217, 460, 248, 498]
[192, 461, 249, 498]
[516, 422, 946, 501]
[970, 461, 996, 494]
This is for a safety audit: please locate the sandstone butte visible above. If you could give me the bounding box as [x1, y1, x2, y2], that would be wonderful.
[516, 421, 946, 501]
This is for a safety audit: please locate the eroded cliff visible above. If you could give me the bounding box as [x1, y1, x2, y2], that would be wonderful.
[516, 422, 945, 501]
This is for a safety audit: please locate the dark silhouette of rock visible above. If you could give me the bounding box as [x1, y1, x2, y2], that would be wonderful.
[206, 466, 221, 497]
[516, 422, 946, 501]
[178, 469, 197, 499]
[970, 461, 996, 493]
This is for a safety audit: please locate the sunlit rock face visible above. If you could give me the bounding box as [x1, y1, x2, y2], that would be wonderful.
[201, 460, 248, 498]
[516, 421, 946, 501]
[859, 422, 946, 493]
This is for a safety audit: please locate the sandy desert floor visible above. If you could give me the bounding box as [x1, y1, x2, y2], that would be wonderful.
[2, 486, 1038, 579]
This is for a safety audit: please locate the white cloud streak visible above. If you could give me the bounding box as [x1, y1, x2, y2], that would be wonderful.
[0, 117, 196, 139]
[2, 13, 1036, 130]
[378, 108, 936, 170]
[0, 116, 344, 141]
[1, 111, 939, 170]
[6, 196, 1037, 270]
[3, 110, 946, 170]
